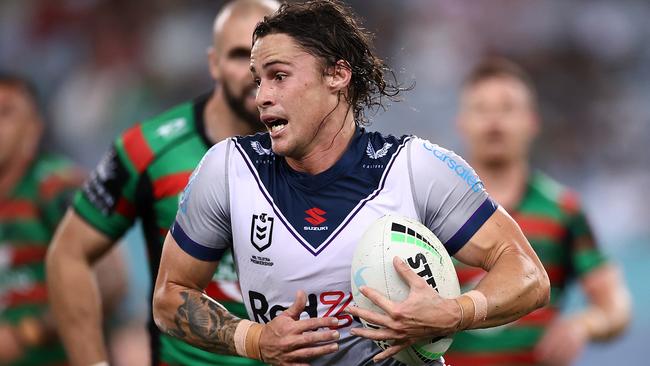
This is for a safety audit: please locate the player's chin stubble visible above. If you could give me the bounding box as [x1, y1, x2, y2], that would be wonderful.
[222, 80, 261, 130]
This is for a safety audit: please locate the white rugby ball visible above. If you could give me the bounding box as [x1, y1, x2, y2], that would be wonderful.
[351, 214, 460, 365]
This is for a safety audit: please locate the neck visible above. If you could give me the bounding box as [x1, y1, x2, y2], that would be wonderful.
[203, 89, 263, 144]
[472, 157, 529, 211]
[286, 107, 357, 175]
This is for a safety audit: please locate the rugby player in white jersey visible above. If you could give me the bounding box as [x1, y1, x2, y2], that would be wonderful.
[152, 1, 550, 365]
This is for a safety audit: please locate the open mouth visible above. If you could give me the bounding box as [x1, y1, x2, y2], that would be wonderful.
[262, 116, 289, 134]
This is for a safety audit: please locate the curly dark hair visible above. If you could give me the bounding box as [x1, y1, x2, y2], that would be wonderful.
[252, 0, 405, 125]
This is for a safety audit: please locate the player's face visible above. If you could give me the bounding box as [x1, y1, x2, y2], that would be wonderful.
[0, 85, 39, 168]
[251, 34, 340, 158]
[458, 76, 538, 166]
[211, 12, 268, 126]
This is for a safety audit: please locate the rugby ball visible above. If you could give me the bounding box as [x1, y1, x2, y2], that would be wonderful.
[351, 215, 460, 365]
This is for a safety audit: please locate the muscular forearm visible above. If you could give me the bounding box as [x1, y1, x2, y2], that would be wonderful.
[574, 265, 631, 340]
[572, 306, 627, 341]
[46, 249, 107, 365]
[454, 208, 550, 330]
[468, 247, 549, 329]
[153, 284, 241, 355]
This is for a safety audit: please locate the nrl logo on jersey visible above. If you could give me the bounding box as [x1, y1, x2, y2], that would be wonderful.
[250, 213, 274, 252]
[366, 141, 392, 159]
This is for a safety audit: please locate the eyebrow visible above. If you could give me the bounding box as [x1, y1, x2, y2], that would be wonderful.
[227, 46, 251, 59]
[250, 59, 293, 74]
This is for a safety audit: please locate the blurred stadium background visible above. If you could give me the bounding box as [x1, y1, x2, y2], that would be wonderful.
[1, 0, 648, 364]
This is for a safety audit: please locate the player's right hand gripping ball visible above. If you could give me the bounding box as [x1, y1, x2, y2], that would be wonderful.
[351, 214, 460, 365]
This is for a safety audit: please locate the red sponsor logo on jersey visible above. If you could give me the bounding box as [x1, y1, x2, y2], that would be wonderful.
[304, 207, 327, 226]
[248, 290, 353, 329]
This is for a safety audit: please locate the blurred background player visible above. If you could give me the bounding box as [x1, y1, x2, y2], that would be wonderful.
[445, 58, 631, 366]
[46, 0, 279, 365]
[0, 73, 125, 365]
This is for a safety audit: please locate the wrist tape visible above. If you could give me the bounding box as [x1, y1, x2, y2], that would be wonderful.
[234, 319, 263, 360]
[454, 290, 488, 330]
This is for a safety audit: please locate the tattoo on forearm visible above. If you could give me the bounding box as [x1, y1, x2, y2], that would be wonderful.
[164, 291, 240, 355]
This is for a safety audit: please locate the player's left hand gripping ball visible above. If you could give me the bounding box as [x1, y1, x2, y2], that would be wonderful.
[348, 257, 461, 362]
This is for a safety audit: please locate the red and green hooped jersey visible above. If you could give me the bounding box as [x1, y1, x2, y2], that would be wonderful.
[1, 154, 82, 366]
[445, 171, 608, 366]
[73, 94, 262, 366]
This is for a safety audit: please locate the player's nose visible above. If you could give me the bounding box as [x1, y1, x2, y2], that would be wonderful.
[256, 81, 275, 109]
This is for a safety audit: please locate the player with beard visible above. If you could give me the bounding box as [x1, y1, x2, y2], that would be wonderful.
[223, 72, 259, 127]
[46, 1, 279, 365]
[152, 2, 550, 365]
[445, 58, 631, 366]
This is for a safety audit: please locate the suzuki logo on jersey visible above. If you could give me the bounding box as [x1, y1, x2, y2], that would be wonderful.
[250, 213, 274, 252]
[366, 141, 392, 159]
[304, 207, 329, 231]
[305, 207, 326, 225]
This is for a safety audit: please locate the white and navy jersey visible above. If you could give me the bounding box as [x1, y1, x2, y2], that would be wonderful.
[172, 129, 497, 366]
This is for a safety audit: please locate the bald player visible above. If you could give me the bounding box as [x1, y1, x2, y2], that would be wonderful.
[46, 1, 279, 365]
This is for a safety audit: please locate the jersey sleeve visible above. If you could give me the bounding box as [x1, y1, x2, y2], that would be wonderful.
[408, 138, 497, 255]
[563, 194, 608, 277]
[72, 143, 138, 240]
[171, 139, 232, 262]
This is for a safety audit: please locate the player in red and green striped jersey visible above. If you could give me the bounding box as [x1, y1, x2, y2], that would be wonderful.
[46, 1, 280, 365]
[0, 74, 84, 365]
[0, 74, 125, 366]
[445, 58, 631, 366]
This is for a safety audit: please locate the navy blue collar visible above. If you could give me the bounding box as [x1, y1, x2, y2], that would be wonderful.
[232, 129, 409, 255]
[280, 127, 365, 192]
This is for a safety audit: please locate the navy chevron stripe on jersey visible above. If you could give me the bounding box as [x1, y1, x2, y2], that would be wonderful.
[234, 129, 409, 255]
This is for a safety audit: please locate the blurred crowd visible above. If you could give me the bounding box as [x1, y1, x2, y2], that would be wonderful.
[362, 0, 650, 244]
[1, 0, 648, 364]
[2, 0, 648, 239]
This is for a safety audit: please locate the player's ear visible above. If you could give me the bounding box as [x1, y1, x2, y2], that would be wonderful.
[326, 60, 352, 93]
[207, 46, 221, 80]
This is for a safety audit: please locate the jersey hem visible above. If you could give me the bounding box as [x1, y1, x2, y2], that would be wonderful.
[72, 203, 122, 240]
